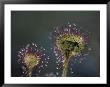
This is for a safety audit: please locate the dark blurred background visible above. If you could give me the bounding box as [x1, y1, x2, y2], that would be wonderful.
[11, 11, 100, 77]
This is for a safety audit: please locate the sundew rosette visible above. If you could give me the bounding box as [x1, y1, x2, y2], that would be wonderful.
[17, 43, 50, 77]
[49, 22, 89, 77]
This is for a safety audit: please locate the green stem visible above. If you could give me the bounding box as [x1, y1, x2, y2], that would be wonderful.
[25, 68, 32, 77]
[62, 58, 70, 77]
[62, 50, 70, 77]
